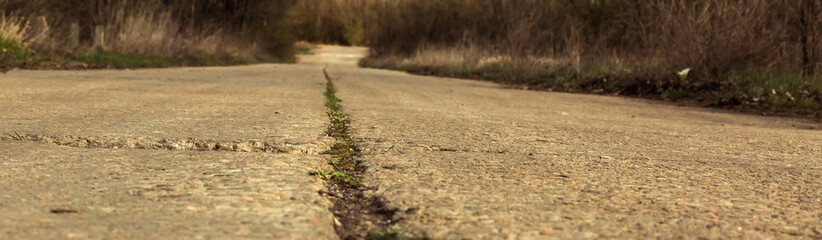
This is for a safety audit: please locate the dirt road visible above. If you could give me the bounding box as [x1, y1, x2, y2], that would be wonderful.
[1, 46, 821, 239]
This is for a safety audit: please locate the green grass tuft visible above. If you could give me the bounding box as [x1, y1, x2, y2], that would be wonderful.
[367, 231, 425, 240]
[309, 170, 361, 185]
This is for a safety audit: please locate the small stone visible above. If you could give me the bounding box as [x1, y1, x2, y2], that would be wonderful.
[309, 218, 323, 227]
[781, 226, 800, 235]
[99, 207, 115, 213]
[718, 199, 734, 208]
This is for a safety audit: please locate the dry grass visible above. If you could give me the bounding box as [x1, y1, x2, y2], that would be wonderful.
[1, 13, 34, 71]
[364, 45, 822, 118]
[360, 0, 822, 117]
[393, 46, 581, 71]
[362, 45, 629, 87]
[105, 10, 256, 57]
[291, 0, 381, 46]
[1, 0, 299, 67]
[0, 14, 29, 45]
[366, 0, 821, 76]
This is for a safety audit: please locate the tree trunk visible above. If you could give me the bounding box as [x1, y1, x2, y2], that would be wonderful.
[800, 0, 817, 75]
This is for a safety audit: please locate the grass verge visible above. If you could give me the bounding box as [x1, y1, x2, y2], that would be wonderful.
[3, 48, 261, 71]
[360, 55, 822, 120]
[17, 50, 259, 70]
[74, 51, 257, 69]
[2, 34, 280, 71]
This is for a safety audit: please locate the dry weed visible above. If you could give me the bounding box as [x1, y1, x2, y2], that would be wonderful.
[0, 14, 29, 44]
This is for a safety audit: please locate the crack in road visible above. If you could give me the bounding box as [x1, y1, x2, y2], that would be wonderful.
[317, 69, 417, 240]
[2, 69, 417, 239]
[0, 133, 329, 154]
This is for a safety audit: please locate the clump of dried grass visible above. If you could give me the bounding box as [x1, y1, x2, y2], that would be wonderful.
[106, 9, 256, 57]
[0, 14, 29, 45]
[362, 0, 822, 116]
[2, 0, 298, 63]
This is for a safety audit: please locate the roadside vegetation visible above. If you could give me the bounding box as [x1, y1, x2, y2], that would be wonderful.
[1, 0, 296, 71]
[5, 0, 820, 118]
[291, 0, 373, 46]
[359, 0, 822, 119]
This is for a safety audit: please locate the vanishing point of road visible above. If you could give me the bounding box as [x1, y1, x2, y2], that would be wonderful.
[1, 46, 820, 239]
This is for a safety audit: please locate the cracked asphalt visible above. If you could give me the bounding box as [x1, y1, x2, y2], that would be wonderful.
[2, 46, 821, 239]
[1, 64, 338, 239]
[322, 46, 822, 239]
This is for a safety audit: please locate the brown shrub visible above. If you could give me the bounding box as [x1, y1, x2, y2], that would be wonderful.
[0, 0, 298, 59]
[365, 0, 822, 81]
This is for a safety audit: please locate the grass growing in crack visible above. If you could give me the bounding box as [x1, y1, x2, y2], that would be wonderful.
[310, 170, 361, 185]
[368, 232, 425, 240]
[322, 68, 365, 174]
[323, 140, 363, 172]
[324, 71, 351, 138]
[324, 140, 357, 157]
[317, 69, 421, 240]
[312, 81, 361, 188]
